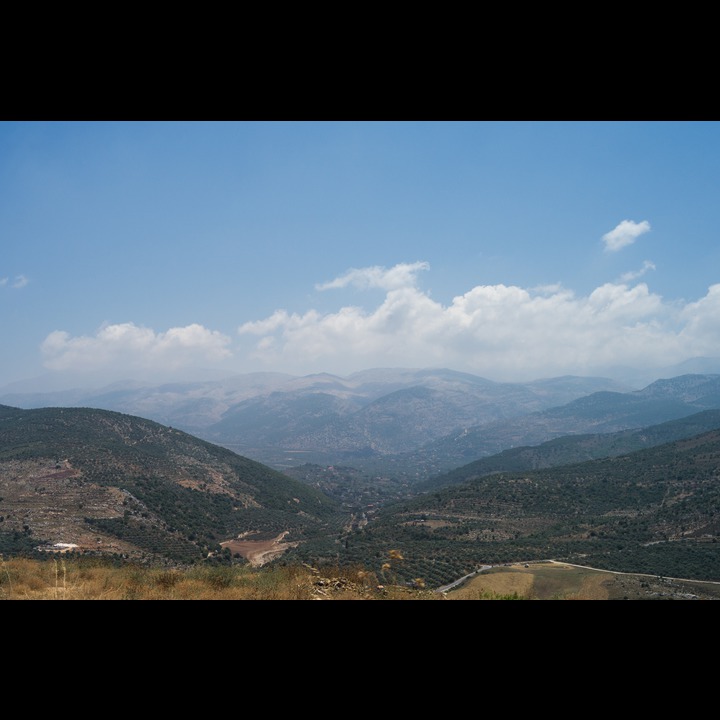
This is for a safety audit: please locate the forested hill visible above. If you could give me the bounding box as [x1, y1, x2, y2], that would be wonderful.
[319, 426, 720, 585]
[419, 408, 720, 492]
[0, 406, 340, 563]
[418, 373, 720, 471]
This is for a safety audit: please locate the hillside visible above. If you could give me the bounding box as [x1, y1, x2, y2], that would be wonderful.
[0, 405, 341, 564]
[302, 427, 720, 586]
[418, 409, 720, 492]
[411, 374, 720, 474]
[3, 401, 720, 593]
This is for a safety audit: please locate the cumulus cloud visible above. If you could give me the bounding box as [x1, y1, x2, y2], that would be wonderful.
[315, 261, 429, 291]
[0, 277, 6, 286]
[41, 322, 232, 376]
[602, 219, 651, 252]
[619, 260, 656, 283]
[236, 261, 720, 380]
[39, 262, 720, 385]
[678, 284, 720, 353]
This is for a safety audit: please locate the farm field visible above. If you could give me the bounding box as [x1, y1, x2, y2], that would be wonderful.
[446, 561, 720, 600]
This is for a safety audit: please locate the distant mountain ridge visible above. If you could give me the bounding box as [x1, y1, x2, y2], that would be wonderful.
[415, 373, 720, 472]
[6, 370, 720, 483]
[418, 408, 720, 492]
[0, 368, 632, 471]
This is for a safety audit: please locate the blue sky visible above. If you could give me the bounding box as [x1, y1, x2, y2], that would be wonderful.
[2, 120, 720, 390]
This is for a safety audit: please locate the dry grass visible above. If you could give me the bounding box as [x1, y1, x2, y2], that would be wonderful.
[0, 556, 443, 600]
[444, 562, 720, 600]
[10, 556, 714, 600]
[449, 570, 533, 600]
[447, 563, 613, 600]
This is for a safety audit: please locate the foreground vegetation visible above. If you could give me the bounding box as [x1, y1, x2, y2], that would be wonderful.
[0, 555, 445, 600]
[4, 555, 719, 600]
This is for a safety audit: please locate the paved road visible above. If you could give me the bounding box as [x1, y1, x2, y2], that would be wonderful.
[436, 565, 492, 593]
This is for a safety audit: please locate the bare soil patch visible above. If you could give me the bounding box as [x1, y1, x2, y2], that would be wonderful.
[221, 531, 298, 566]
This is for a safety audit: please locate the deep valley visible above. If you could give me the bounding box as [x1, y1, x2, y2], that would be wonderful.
[3, 368, 720, 594]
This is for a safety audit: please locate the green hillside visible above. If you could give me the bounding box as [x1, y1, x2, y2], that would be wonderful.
[4, 401, 720, 591]
[305, 428, 720, 587]
[419, 409, 720, 491]
[417, 374, 720, 473]
[0, 405, 342, 563]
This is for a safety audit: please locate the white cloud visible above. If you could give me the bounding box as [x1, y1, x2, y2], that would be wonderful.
[235, 261, 720, 380]
[678, 284, 720, 353]
[619, 260, 656, 283]
[315, 261, 430, 291]
[41, 322, 232, 376]
[38, 263, 720, 385]
[602, 219, 651, 252]
[0, 277, 7, 286]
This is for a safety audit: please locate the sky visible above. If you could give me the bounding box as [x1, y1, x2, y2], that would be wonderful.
[2, 120, 720, 391]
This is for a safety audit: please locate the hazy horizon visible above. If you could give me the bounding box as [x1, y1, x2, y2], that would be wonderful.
[4, 357, 720, 399]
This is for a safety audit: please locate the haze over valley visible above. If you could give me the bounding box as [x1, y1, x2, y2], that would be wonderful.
[3, 366, 720, 590]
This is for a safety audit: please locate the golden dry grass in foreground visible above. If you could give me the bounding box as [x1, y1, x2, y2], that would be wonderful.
[0, 556, 445, 600]
[7, 556, 716, 600]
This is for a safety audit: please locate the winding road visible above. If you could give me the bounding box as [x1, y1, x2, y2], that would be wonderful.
[436, 565, 492, 593]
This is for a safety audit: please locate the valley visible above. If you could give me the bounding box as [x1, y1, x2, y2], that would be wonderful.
[2, 367, 720, 594]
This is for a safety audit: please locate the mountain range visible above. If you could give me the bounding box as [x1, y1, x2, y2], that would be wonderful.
[411, 372, 720, 474]
[3, 370, 720, 586]
[0, 368, 633, 472]
[5, 369, 720, 481]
